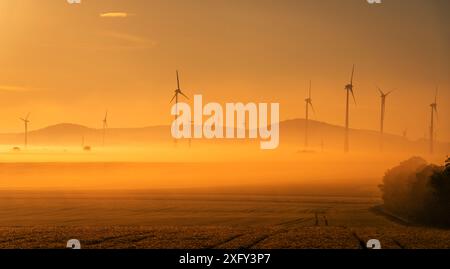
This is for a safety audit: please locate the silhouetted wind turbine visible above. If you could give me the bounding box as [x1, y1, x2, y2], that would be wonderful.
[304, 80, 315, 148]
[377, 87, 394, 151]
[344, 65, 357, 153]
[429, 88, 438, 154]
[102, 110, 108, 147]
[170, 70, 189, 120]
[20, 113, 30, 148]
[402, 128, 408, 139]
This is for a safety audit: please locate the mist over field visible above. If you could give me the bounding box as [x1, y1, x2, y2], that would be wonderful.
[0, 0, 449, 250]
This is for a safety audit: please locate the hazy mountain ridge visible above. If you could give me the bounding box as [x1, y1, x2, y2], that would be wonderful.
[0, 119, 448, 154]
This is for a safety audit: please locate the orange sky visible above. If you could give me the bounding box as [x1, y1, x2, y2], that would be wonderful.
[0, 0, 448, 141]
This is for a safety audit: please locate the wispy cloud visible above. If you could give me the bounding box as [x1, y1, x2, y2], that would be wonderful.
[0, 85, 44, 92]
[99, 12, 134, 18]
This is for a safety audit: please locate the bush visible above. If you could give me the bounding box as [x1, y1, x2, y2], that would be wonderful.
[379, 156, 450, 226]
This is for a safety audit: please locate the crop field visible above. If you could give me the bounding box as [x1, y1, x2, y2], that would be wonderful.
[1, 190, 449, 249]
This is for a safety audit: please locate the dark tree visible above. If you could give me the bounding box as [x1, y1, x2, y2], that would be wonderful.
[379, 156, 449, 226]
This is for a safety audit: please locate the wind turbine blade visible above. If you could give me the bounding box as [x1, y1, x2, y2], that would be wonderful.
[435, 87, 438, 103]
[176, 70, 180, 90]
[180, 92, 189, 100]
[26, 113, 30, 120]
[386, 90, 394, 96]
[350, 64, 355, 85]
[309, 102, 315, 115]
[309, 80, 312, 98]
[170, 93, 177, 103]
[350, 89, 357, 105]
[376, 86, 383, 96]
[20, 118, 25, 122]
[434, 106, 438, 121]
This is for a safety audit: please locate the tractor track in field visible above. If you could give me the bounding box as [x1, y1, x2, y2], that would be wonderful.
[391, 238, 405, 249]
[207, 233, 246, 249]
[351, 231, 367, 249]
[239, 234, 274, 249]
[370, 206, 411, 226]
[211, 216, 317, 249]
[0, 230, 51, 244]
[243, 213, 330, 249]
[313, 211, 330, 226]
[83, 232, 157, 246]
[276, 217, 314, 227]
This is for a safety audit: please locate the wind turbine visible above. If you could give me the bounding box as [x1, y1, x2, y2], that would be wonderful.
[344, 65, 357, 153]
[102, 110, 108, 147]
[304, 80, 315, 148]
[20, 113, 30, 148]
[429, 88, 438, 154]
[170, 70, 189, 120]
[377, 87, 394, 151]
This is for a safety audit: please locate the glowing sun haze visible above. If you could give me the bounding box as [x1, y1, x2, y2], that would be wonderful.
[0, 0, 448, 141]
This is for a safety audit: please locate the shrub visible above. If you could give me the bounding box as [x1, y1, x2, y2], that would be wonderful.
[379, 156, 449, 226]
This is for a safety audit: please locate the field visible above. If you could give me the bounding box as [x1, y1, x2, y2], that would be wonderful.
[0, 161, 449, 249]
[1, 189, 450, 249]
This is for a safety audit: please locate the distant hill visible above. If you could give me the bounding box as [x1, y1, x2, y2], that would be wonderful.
[0, 119, 448, 154]
[279, 119, 448, 154]
[0, 123, 169, 147]
[35, 123, 93, 135]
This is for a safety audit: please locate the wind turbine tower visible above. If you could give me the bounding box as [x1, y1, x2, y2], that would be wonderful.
[20, 113, 30, 148]
[378, 87, 393, 151]
[429, 89, 438, 154]
[102, 110, 108, 147]
[344, 65, 357, 153]
[304, 80, 315, 148]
